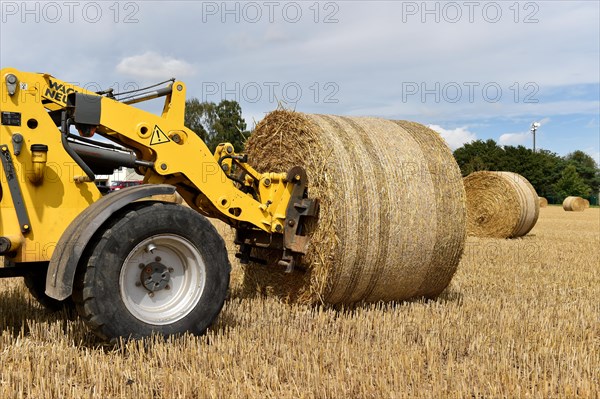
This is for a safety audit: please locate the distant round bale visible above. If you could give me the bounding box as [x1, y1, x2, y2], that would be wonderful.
[583, 199, 590, 208]
[538, 197, 548, 208]
[463, 171, 539, 238]
[242, 110, 467, 305]
[563, 196, 586, 212]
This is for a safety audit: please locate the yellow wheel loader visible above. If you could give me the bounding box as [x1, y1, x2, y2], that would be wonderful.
[0, 68, 318, 340]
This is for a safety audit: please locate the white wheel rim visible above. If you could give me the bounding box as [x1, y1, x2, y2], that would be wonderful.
[119, 234, 206, 325]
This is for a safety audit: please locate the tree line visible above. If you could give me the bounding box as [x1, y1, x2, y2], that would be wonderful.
[453, 139, 600, 204]
[184, 98, 249, 152]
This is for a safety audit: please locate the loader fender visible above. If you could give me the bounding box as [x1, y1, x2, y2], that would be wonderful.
[46, 184, 177, 300]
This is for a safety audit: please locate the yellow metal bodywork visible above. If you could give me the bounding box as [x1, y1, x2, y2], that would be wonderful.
[0, 68, 294, 263]
[1, 69, 101, 262]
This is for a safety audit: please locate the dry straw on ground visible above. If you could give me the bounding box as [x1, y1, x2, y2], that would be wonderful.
[1, 207, 599, 398]
[563, 196, 586, 212]
[538, 196, 548, 208]
[463, 171, 539, 238]
[242, 110, 466, 305]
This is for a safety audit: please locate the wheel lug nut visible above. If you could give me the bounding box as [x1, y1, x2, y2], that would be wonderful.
[165, 285, 170, 290]
[148, 292, 154, 298]
[155, 256, 161, 262]
[168, 267, 174, 273]
[135, 281, 141, 287]
[138, 263, 145, 269]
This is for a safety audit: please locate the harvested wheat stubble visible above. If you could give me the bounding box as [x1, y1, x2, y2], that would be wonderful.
[463, 171, 539, 238]
[242, 110, 466, 305]
[538, 197, 548, 208]
[563, 196, 586, 212]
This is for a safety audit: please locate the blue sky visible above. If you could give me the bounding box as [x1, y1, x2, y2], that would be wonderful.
[1, 0, 598, 162]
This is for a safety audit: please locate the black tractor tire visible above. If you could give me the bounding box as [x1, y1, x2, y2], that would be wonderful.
[73, 202, 231, 341]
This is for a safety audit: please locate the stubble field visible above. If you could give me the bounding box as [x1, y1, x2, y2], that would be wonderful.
[1, 206, 598, 398]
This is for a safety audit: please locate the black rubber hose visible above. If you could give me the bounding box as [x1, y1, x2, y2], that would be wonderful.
[61, 112, 95, 182]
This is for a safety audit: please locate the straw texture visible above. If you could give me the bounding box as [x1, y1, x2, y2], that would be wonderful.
[538, 197, 548, 208]
[463, 171, 540, 238]
[241, 110, 466, 305]
[563, 196, 586, 212]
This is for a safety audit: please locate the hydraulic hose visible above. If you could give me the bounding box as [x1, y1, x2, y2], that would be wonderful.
[60, 111, 95, 182]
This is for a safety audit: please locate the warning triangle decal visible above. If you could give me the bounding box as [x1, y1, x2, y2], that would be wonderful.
[150, 125, 170, 145]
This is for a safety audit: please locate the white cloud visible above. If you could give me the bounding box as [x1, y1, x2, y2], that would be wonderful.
[428, 125, 476, 150]
[498, 132, 530, 146]
[499, 118, 548, 146]
[264, 26, 289, 43]
[116, 52, 195, 79]
[228, 32, 260, 50]
[585, 118, 599, 128]
[537, 117, 551, 126]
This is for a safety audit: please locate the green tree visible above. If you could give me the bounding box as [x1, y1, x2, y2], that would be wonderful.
[184, 98, 216, 143]
[184, 98, 249, 152]
[532, 149, 566, 199]
[453, 139, 566, 200]
[453, 139, 504, 175]
[501, 146, 565, 199]
[553, 164, 591, 199]
[209, 100, 248, 152]
[564, 150, 600, 194]
[453, 138, 599, 202]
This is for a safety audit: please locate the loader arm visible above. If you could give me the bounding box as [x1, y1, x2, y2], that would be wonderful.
[69, 90, 287, 231]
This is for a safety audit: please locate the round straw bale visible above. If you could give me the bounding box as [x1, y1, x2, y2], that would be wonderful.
[562, 196, 586, 212]
[583, 198, 590, 208]
[241, 110, 466, 305]
[463, 171, 539, 238]
[538, 196, 548, 208]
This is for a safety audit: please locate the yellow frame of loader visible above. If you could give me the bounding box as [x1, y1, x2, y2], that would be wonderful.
[0, 68, 292, 262]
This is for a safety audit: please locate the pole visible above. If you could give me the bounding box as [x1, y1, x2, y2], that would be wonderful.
[530, 122, 538, 153]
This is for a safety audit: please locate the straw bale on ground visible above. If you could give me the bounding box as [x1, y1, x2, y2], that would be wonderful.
[242, 111, 466, 304]
[463, 171, 539, 238]
[563, 196, 586, 212]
